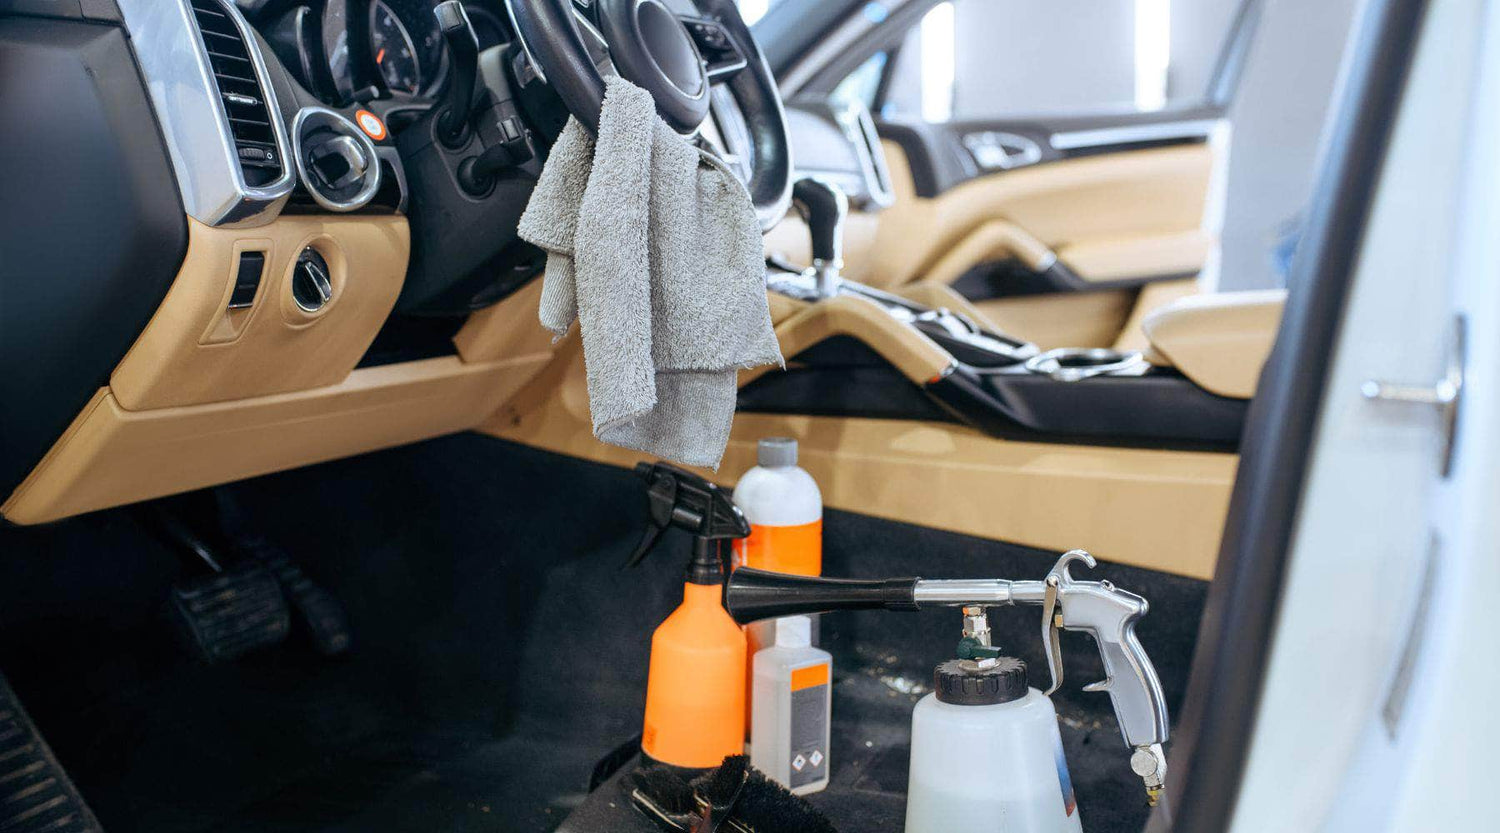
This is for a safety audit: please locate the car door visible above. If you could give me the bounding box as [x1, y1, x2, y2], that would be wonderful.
[781, 0, 1259, 351]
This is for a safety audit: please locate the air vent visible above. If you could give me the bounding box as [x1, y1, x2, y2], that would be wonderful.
[188, 0, 283, 186]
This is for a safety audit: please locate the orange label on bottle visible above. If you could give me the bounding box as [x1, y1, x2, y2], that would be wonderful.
[734, 519, 822, 576]
[791, 662, 830, 691]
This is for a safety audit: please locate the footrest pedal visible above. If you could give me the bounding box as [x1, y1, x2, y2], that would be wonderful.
[0, 673, 102, 833]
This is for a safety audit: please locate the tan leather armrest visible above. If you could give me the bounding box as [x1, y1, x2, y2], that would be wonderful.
[1142, 289, 1287, 399]
[923, 219, 1056, 287]
[740, 294, 954, 387]
[1055, 229, 1212, 283]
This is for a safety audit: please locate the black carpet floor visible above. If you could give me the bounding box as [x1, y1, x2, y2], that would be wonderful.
[0, 433, 1206, 832]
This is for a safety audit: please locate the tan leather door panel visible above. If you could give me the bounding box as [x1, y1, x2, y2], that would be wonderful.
[858, 140, 1215, 291]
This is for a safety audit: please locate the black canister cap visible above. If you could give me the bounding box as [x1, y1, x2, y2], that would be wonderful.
[933, 657, 1028, 706]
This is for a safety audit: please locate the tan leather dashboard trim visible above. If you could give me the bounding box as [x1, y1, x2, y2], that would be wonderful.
[1, 356, 547, 525]
[1142, 290, 1288, 399]
[740, 294, 954, 386]
[484, 375, 1235, 579]
[452, 277, 558, 363]
[112, 216, 409, 411]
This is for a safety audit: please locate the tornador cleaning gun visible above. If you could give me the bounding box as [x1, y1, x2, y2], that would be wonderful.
[725, 549, 1171, 804]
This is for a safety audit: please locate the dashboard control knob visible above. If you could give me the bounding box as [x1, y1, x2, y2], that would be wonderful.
[291, 248, 334, 313]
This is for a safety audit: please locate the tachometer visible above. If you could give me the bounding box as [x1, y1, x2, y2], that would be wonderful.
[370, 0, 423, 95]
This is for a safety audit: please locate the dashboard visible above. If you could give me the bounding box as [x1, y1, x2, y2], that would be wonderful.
[0, 0, 866, 526]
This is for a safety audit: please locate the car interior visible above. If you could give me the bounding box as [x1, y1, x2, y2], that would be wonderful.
[0, 0, 1378, 830]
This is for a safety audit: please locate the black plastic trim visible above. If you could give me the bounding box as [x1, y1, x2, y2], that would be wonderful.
[953, 258, 1199, 300]
[1163, 0, 1431, 828]
[0, 16, 188, 502]
[738, 338, 1244, 451]
[929, 367, 1246, 448]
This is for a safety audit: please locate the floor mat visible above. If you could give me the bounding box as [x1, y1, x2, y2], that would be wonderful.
[0, 433, 1205, 833]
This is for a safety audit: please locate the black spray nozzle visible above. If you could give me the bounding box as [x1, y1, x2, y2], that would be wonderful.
[725, 568, 920, 624]
[625, 462, 750, 584]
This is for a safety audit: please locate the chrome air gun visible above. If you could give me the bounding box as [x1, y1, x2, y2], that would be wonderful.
[724, 549, 1170, 803]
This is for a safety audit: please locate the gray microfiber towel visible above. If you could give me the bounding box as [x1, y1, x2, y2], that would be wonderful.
[518, 76, 782, 469]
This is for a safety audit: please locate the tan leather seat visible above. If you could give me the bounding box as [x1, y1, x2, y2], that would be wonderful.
[1141, 290, 1287, 399]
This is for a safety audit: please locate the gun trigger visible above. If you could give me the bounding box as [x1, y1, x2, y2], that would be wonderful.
[1042, 575, 1064, 696]
[1082, 678, 1111, 693]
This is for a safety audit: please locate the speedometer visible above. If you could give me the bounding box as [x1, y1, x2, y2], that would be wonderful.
[370, 0, 423, 96]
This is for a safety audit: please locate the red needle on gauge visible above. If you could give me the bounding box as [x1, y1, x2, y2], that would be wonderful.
[376, 47, 386, 64]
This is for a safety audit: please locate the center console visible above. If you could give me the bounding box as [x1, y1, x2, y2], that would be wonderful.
[746, 179, 1247, 448]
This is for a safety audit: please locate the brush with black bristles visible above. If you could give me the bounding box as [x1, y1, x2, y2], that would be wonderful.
[627, 757, 837, 833]
[691, 756, 837, 833]
[627, 766, 700, 832]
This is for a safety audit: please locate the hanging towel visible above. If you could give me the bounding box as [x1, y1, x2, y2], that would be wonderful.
[518, 76, 782, 469]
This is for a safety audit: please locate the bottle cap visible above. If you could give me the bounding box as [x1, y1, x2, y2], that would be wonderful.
[757, 437, 797, 468]
[933, 656, 1027, 706]
[774, 615, 812, 648]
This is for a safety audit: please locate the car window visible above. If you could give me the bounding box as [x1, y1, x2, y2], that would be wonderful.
[850, 0, 1240, 122]
[735, 0, 793, 26]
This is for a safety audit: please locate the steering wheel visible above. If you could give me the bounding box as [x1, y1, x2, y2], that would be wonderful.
[505, 0, 792, 230]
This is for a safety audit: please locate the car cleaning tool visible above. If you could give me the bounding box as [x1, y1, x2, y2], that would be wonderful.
[626, 462, 752, 769]
[724, 550, 1172, 806]
[626, 756, 837, 833]
[732, 437, 823, 737]
[906, 613, 1081, 832]
[749, 616, 831, 794]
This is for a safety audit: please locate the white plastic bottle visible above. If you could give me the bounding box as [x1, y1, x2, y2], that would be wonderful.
[734, 437, 824, 741]
[750, 616, 832, 795]
[732, 437, 823, 578]
[905, 658, 1082, 833]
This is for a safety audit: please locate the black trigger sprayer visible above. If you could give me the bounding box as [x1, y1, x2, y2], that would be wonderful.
[625, 462, 753, 769]
[625, 462, 749, 584]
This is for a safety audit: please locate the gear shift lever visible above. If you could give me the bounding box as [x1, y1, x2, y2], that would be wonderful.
[433, 1, 479, 148]
[792, 177, 848, 298]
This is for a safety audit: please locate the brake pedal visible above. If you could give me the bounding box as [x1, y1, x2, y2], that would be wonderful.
[242, 540, 351, 657]
[145, 492, 351, 661]
[168, 561, 292, 664]
[143, 498, 292, 664]
[0, 673, 103, 833]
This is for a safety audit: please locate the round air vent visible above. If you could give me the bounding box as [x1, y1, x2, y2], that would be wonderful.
[292, 107, 381, 212]
[291, 248, 333, 313]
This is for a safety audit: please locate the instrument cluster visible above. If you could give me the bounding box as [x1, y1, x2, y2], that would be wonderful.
[259, 0, 506, 108]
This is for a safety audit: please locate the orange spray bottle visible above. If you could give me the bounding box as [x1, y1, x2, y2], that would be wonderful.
[626, 462, 752, 769]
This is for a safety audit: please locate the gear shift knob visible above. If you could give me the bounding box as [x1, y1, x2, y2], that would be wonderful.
[434, 0, 479, 148]
[792, 177, 848, 297]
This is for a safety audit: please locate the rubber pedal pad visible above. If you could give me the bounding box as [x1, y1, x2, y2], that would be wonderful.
[169, 560, 291, 664]
[0, 673, 103, 832]
[243, 542, 351, 657]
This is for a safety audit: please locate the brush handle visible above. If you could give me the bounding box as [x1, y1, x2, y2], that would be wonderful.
[725, 568, 919, 623]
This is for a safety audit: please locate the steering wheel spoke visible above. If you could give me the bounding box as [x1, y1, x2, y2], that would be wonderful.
[508, 0, 790, 229]
[679, 14, 748, 83]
